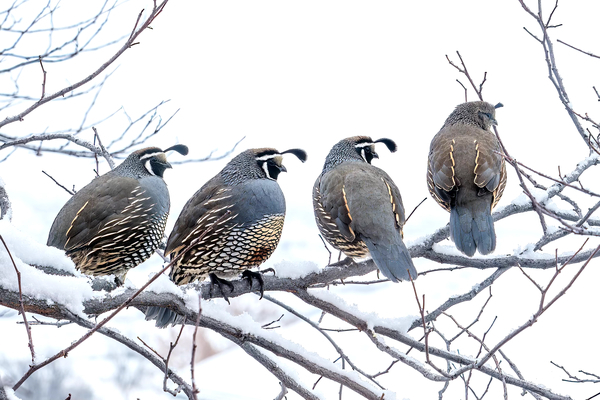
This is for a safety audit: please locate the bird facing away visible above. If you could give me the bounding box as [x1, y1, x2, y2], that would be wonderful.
[146, 147, 307, 328]
[313, 136, 417, 282]
[427, 101, 506, 256]
[47, 145, 189, 284]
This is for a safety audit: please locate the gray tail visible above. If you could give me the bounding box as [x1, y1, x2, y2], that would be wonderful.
[450, 199, 496, 257]
[363, 237, 417, 283]
[145, 306, 182, 328]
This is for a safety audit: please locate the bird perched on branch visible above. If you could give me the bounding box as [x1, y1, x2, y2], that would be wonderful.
[146, 147, 307, 328]
[313, 136, 417, 282]
[427, 101, 506, 256]
[47, 144, 189, 284]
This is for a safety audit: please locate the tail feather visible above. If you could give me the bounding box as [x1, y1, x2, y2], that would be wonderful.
[363, 237, 417, 282]
[450, 200, 495, 257]
[145, 306, 181, 328]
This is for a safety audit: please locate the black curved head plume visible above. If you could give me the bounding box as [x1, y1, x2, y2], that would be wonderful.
[281, 148, 307, 163]
[374, 138, 397, 153]
[164, 144, 189, 156]
[494, 102, 504, 109]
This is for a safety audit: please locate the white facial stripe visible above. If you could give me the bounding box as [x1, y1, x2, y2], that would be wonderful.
[355, 142, 374, 148]
[360, 149, 368, 163]
[255, 154, 279, 161]
[262, 162, 274, 180]
[144, 159, 156, 176]
[139, 152, 165, 161]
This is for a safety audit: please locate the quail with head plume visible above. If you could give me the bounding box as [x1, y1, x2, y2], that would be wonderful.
[313, 136, 417, 282]
[427, 101, 507, 256]
[47, 145, 189, 284]
[146, 147, 307, 328]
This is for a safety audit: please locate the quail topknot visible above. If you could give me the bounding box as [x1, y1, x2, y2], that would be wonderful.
[427, 101, 507, 256]
[146, 146, 307, 328]
[47, 145, 189, 284]
[313, 136, 417, 282]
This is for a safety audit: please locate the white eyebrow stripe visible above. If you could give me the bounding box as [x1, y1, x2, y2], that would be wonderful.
[139, 152, 165, 160]
[354, 142, 374, 148]
[255, 154, 280, 161]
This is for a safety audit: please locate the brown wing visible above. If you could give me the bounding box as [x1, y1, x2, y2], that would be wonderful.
[313, 170, 355, 242]
[49, 174, 147, 251]
[473, 134, 506, 210]
[492, 160, 507, 209]
[165, 175, 233, 257]
[378, 171, 406, 236]
[427, 134, 457, 212]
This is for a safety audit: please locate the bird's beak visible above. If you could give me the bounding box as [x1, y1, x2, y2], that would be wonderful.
[491, 118, 498, 127]
[372, 151, 379, 159]
[165, 161, 173, 169]
[279, 164, 287, 173]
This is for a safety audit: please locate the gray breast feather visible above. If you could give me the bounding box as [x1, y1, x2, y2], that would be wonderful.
[230, 179, 285, 224]
[138, 175, 170, 215]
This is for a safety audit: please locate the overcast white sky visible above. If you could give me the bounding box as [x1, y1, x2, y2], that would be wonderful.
[2, 0, 600, 399]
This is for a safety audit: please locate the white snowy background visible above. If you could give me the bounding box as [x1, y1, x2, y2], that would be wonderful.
[1, 0, 600, 399]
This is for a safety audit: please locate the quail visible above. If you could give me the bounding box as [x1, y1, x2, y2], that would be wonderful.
[427, 101, 506, 256]
[146, 147, 307, 328]
[313, 136, 417, 282]
[47, 145, 189, 284]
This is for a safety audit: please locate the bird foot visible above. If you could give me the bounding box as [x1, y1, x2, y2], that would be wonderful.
[241, 270, 265, 300]
[114, 274, 126, 287]
[209, 273, 235, 304]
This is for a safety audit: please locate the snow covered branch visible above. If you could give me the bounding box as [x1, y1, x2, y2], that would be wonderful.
[0, 244, 585, 400]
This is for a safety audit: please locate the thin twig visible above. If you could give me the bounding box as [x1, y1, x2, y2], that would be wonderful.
[42, 171, 75, 196]
[92, 126, 115, 170]
[409, 274, 429, 362]
[0, 235, 35, 364]
[405, 197, 427, 224]
[318, 234, 333, 265]
[191, 292, 202, 400]
[38, 56, 47, 100]
[557, 39, 600, 59]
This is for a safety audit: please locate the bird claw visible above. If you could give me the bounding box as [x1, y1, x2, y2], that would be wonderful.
[241, 270, 265, 300]
[114, 274, 126, 287]
[209, 273, 235, 304]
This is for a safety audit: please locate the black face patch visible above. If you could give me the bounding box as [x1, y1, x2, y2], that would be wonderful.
[255, 157, 284, 180]
[354, 140, 377, 164]
[266, 159, 283, 180]
[358, 146, 377, 164]
[149, 157, 170, 177]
